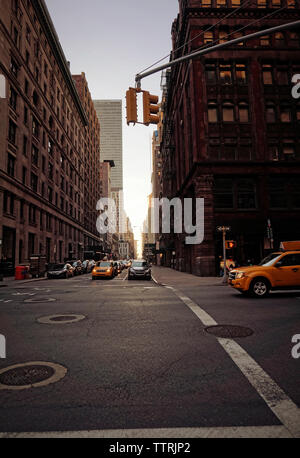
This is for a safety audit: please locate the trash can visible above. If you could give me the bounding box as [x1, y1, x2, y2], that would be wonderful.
[15, 266, 26, 280]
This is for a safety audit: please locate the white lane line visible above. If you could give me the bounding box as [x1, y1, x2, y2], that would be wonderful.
[0, 425, 292, 438]
[154, 280, 300, 438]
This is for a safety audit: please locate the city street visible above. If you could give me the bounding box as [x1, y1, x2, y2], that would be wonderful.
[0, 267, 299, 438]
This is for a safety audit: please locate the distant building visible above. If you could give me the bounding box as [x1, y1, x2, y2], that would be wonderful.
[93, 99, 124, 236]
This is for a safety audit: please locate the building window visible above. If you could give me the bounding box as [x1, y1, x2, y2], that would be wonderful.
[48, 162, 53, 180]
[235, 64, 247, 84]
[48, 187, 53, 203]
[269, 177, 288, 208]
[280, 106, 291, 123]
[7, 153, 15, 177]
[272, 0, 281, 7]
[222, 102, 235, 122]
[219, 30, 228, 44]
[8, 119, 17, 144]
[24, 106, 28, 124]
[28, 233, 35, 256]
[262, 65, 273, 85]
[237, 180, 256, 209]
[32, 145, 39, 166]
[260, 36, 270, 47]
[32, 117, 39, 138]
[277, 68, 289, 85]
[216, 0, 227, 7]
[205, 64, 217, 84]
[208, 102, 218, 123]
[220, 64, 232, 84]
[204, 31, 213, 45]
[287, 0, 296, 7]
[257, 0, 267, 6]
[214, 178, 234, 209]
[22, 166, 27, 185]
[202, 0, 211, 6]
[289, 32, 299, 47]
[282, 139, 296, 158]
[266, 102, 276, 123]
[275, 32, 285, 47]
[48, 139, 54, 156]
[31, 172, 38, 192]
[232, 0, 241, 6]
[238, 102, 249, 122]
[232, 31, 244, 45]
[9, 87, 17, 110]
[23, 135, 28, 156]
[10, 58, 18, 78]
[29, 204, 36, 224]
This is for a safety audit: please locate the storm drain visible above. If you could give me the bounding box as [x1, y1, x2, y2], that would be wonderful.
[0, 361, 67, 390]
[205, 325, 254, 338]
[37, 314, 86, 324]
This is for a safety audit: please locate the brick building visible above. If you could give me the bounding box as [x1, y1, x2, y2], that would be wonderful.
[72, 73, 101, 251]
[0, 0, 99, 273]
[160, 0, 300, 276]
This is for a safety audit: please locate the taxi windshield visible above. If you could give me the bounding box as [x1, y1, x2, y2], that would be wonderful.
[258, 253, 282, 267]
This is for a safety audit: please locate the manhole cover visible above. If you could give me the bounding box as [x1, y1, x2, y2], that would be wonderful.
[0, 365, 54, 386]
[205, 325, 254, 338]
[37, 314, 86, 324]
[50, 315, 78, 322]
[0, 361, 67, 390]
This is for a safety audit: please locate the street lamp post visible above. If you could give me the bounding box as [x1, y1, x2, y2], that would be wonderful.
[217, 226, 231, 284]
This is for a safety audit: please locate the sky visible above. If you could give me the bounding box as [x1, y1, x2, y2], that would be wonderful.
[45, 0, 180, 246]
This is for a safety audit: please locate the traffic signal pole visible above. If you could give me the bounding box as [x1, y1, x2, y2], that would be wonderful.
[135, 19, 300, 88]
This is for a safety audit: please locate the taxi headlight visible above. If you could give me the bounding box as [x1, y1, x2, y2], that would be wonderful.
[107, 269, 111, 272]
[236, 272, 246, 279]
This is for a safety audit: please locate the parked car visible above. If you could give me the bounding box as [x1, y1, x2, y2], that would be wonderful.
[82, 260, 92, 273]
[92, 261, 114, 280]
[128, 260, 152, 281]
[47, 263, 74, 279]
[72, 260, 83, 275]
[229, 241, 300, 297]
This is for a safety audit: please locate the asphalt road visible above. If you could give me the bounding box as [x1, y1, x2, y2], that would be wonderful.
[0, 268, 299, 438]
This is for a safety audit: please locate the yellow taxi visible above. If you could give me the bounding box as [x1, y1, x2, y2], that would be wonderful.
[229, 241, 300, 298]
[92, 261, 114, 280]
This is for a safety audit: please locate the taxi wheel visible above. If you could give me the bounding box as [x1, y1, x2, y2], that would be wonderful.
[250, 278, 270, 298]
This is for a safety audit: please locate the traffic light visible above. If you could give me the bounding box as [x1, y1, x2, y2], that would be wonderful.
[126, 88, 137, 125]
[143, 91, 159, 125]
[225, 240, 236, 249]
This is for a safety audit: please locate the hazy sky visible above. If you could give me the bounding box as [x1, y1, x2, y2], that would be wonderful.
[45, 0, 179, 242]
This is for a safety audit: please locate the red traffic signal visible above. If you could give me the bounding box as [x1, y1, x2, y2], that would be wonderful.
[225, 240, 236, 249]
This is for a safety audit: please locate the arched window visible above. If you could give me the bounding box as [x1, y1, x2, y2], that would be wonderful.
[222, 102, 235, 122]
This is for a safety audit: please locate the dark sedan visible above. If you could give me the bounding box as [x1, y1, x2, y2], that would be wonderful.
[47, 263, 74, 279]
[128, 260, 152, 280]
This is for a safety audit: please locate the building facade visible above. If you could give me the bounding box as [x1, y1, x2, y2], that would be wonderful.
[72, 72, 101, 251]
[93, 99, 125, 246]
[0, 0, 99, 273]
[160, 0, 300, 276]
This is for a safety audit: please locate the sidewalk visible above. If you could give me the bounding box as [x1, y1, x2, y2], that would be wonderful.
[0, 275, 46, 287]
[151, 265, 225, 288]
